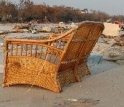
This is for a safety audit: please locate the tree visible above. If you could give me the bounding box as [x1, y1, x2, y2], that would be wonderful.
[0, 0, 18, 22]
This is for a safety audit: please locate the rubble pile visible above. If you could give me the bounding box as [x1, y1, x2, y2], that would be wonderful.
[99, 23, 124, 65]
[0, 22, 124, 65]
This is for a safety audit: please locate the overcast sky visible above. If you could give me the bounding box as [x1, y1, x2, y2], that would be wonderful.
[9, 0, 124, 15]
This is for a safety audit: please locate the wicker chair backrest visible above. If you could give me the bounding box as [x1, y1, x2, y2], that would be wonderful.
[59, 22, 104, 72]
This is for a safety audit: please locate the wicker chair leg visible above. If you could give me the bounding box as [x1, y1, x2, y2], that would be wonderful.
[82, 63, 91, 76]
[74, 66, 82, 82]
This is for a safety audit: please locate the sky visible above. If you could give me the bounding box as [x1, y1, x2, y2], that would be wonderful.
[9, 0, 124, 15]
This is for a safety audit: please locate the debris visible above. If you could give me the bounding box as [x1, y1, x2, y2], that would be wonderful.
[67, 99, 78, 102]
[41, 27, 51, 32]
[103, 22, 120, 36]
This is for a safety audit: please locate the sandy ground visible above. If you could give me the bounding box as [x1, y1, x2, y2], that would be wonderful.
[0, 65, 124, 107]
[0, 22, 124, 107]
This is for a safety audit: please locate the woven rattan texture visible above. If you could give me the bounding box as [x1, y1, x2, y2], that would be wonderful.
[3, 22, 104, 92]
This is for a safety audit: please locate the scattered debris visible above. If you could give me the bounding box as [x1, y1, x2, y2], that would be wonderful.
[0, 22, 124, 66]
[115, 21, 124, 31]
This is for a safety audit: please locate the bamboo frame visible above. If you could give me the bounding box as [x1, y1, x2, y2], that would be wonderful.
[2, 22, 104, 93]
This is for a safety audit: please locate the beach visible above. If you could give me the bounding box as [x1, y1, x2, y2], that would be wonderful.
[0, 22, 124, 107]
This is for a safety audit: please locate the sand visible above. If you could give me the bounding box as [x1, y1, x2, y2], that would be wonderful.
[0, 64, 124, 107]
[0, 22, 124, 107]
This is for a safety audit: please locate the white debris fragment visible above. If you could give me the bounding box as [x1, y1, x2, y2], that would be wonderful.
[67, 99, 78, 102]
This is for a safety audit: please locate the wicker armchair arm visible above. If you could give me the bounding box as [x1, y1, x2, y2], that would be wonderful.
[49, 33, 70, 41]
[4, 38, 64, 67]
[5, 28, 75, 44]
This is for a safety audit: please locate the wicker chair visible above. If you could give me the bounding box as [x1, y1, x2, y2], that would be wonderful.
[2, 22, 104, 93]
